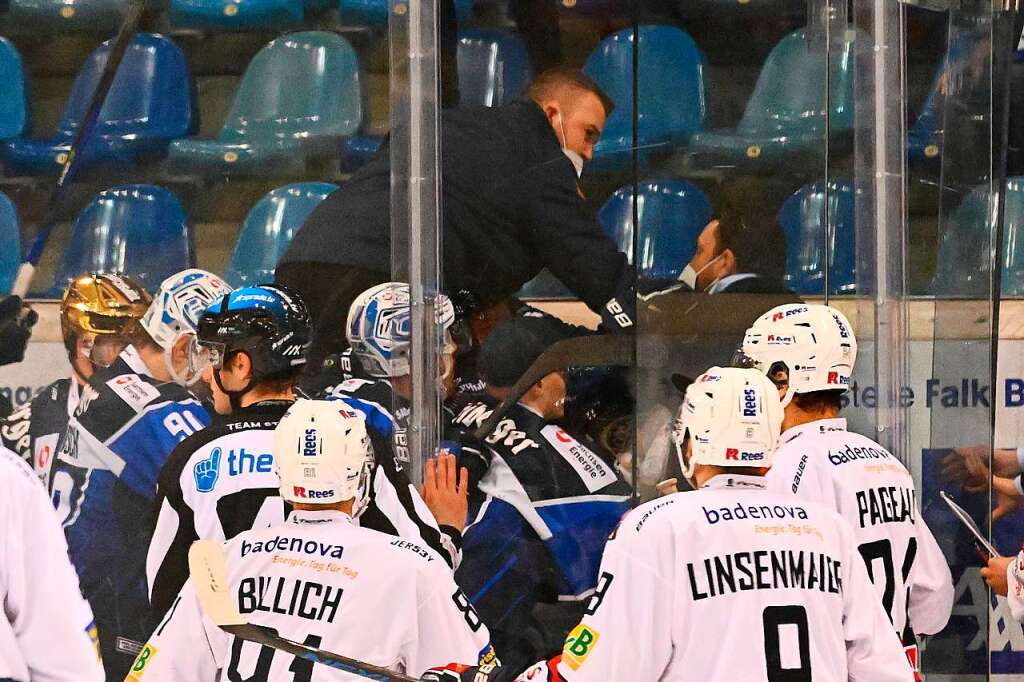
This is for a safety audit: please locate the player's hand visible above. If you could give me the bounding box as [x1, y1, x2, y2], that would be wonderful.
[193, 447, 222, 493]
[0, 295, 36, 366]
[422, 451, 469, 532]
[993, 487, 1020, 523]
[982, 555, 1014, 596]
[421, 663, 516, 682]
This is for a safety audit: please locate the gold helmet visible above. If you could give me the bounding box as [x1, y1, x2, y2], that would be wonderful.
[61, 273, 152, 368]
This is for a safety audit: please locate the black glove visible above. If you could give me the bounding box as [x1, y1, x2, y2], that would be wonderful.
[0, 295, 36, 366]
[420, 663, 516, 682]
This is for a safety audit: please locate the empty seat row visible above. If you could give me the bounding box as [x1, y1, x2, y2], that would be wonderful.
[0, 31, 360, 176]
[564, 24, 951, 173]
[0, 176, 1019, 298]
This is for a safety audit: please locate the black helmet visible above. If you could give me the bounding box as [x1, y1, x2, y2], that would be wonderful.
[197, 284, 311, 384]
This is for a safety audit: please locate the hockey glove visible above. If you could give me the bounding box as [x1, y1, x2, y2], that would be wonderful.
[0, 295, 37, 366]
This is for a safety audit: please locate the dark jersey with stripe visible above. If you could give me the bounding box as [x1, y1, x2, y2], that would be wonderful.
[0, 377, 75, 479]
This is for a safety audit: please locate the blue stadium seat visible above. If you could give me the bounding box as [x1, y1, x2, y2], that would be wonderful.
[458, 29, 532, 107]
[226, 182, 338, 286]
[776, 179, 856, 295]
[0, 39, 27, 142]
[168, 32, 361, 176]
[46, 185, 194, 297]
[599, 179, 712, 280]
[932, 178, 1024, 297]
[0, 193, 21, 294]
[170, 0, 302, 28]
[8, 0, 125, 27]
[3, 34, 194, 176]
[339, 0, 471, 27]
[583, 25, 707, 173]
[688, 28, 855, 167]
[519, 179, 711, 297]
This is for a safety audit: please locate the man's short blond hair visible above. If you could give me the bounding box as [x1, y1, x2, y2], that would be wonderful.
[526, 67, 615, 116]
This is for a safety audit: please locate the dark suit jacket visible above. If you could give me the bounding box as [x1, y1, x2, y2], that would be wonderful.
[281, 99, 635, 327]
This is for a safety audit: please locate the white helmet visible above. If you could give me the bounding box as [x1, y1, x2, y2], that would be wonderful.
[273, 399, 373, 513]
[737, 303, 857, 407]
[346, 282, 456, 378]
[140, 269, 232, 385]
[671, 367, 783, 484]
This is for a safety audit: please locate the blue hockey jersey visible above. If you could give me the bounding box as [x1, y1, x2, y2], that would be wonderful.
[49, 346, 210, 680]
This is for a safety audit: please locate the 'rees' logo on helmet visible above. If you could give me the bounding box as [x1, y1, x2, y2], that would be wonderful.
[766, 334, 794, 344]
[771, 306, 808, 322]
[742, 388, 758, 417]
[302, 428, 318, 457]
[698, 373, 721, 383]
[725, 448, 739, 460]
[827, 371, 849, 386]
[292, 486, 332, 499]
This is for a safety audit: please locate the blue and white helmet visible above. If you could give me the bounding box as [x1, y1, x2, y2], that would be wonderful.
[346, 282, 455, 378]
[140, 269, 233, 384]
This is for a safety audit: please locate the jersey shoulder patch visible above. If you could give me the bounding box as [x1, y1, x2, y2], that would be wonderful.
[540, 425, 617, 493]
[106, 374, 163, 412]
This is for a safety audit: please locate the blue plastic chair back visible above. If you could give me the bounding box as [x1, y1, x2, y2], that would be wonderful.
[59, 33, 194, 146]
[777, 179, 856, 295]
[584, 25, 706, 164]
[52, 185, 194, 295]
[738, 28, 854, 136]
[0, 193, 21, 294]
[170, 0, 302, 28]
[220, 31, 361, 142]
[0, 39, 26, 140]
[457, 29, 532, 107]
[597, 180, 712, 280]
[933, 178, 1024, 297]
[226, 182, 338, 287]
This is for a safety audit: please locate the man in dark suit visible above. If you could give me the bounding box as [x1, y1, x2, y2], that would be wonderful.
[276, 68, 639, 372]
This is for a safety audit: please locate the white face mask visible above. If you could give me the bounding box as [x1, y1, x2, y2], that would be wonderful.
[680, 252, 724, 290]
[558, 113, 584, 179]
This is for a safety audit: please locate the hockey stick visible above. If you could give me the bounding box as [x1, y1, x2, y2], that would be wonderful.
[188, 541, 420, 682]
[10, 0, 146, 297]
[472, 335, 633, 441]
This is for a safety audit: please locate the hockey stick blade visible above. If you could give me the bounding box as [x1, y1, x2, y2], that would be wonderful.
[188, 540, 419, 682]
[12, 0, 146, 297]
[473, 335, 633, 441]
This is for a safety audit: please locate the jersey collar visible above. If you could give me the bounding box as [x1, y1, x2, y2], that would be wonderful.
[779, 417, 847, 445]
[120, 344, 150, 376]
[287, 509, 354, 525]
[702, 473, 767, 490]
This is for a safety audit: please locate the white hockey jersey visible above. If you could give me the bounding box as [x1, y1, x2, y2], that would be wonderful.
[1005, 551, 1024, 623]
[0, 446, 103, 682]
[765, 418, 954, 638]
[512, 475, 911, 682]
[130, 509, 497, 682]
